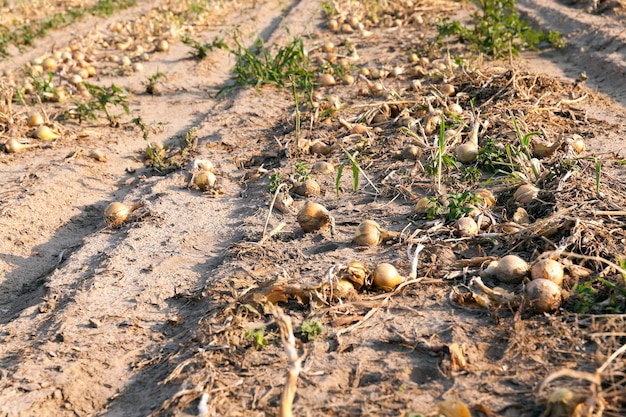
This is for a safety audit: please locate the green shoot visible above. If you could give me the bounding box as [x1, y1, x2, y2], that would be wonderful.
[510, 111, 540, 180]
[245, 328, 268, 350]
[294, 161, 310, 182]
[299, 320, 323, 342]
[594, 158, 602, 194]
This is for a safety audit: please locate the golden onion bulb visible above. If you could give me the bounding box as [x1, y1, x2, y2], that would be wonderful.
[484, 254, 529, 284]
[297, 202, 330, 233]
[525, 279, 561, 313]
[372, 263, 404, 291]
[531, 259, 564, 287]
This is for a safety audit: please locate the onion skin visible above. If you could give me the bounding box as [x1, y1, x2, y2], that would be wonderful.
[372, 263, 404, 291]
[297, 202, 330, 233]
[525, 279, 561, 313]
[531, 259, 564, 287]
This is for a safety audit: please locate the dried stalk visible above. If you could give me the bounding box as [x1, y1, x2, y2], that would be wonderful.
[273, 307, 305, 417]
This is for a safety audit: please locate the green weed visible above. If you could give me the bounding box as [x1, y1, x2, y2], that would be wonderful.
[510, 111, 541, 180]
[571, 277, 626, 314]
[228, 33, 313, 90]
[26, 71, 58, 101]
[294, 161, 310, 182]
[437, 0, 563, 58]
[133, 117, 196, 174]
[299, 320, 323, 342]
[0, 0, 136, 57]
[245, 328, 269, 350]
[181, 35, 228, 59]
[143, 70, 166, 95]
[425, 191, 484, 220]
[68, 83, 129, 126]
[425, 116, 457, 192]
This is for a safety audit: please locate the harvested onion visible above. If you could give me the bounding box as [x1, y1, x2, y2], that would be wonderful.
[104, 202, 141, 228]
[297, 202, 331, 232]
[5, 138, 37, 153]
[413, 196, 435, 215]
[195, 171, 217, 191]
[27, 112, 44, 127]
[353, 220, 400, 246]
[318, 73, 336, 86]
[531, 259, 564, 287]
[372, 263, 404, 291]
[292, 179, 321, 197]
[514, 183, 539, 205]
[35, 125, 59, 140]
[455, 217, 478, 237]
[483, 254, 529, 284]
[455, 142, 478, 163]
[475, 188, 495, 207]
[311, 161, 335, 174]
[525, 279, 561, 313]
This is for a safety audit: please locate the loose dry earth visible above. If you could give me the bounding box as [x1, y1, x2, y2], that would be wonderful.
[1, 0, 626, 416]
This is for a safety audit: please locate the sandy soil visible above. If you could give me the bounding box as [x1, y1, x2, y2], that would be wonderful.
[1, 0, 625, 416]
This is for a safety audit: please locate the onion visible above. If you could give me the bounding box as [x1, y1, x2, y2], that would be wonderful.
[372, 263, 404, 291]
[334, 279, 357, 299]
[195, 171, 217, 191]
[438, 398, 471, 417]
[297, 202, 331, 233]
[309, 141, 337, 156]
[569, 134, 585, 153]
[353, 220, 399, 246]
[475, 188, 495, 207]
[455, 217, 478, 237]
[104, 202, 141, 228]
[455, 142, 478, 163]
[274, 192, 294, 214]
[339, 260, 369, 290]
[311, 161, 335, 174]
[525, 279, 561, 313]
[35, 125, 59, 141]
[88, 149, 107, 162]
[318, 73, 336, 86]
[449, 103, 463, 116]
[27, 112, 44, 127]
[531, 259, 564, 287]
[483, 254, 529, 284]
[292, 179, 321, 197]
[399, 145, 422, 160]
[413, 196, 434, 215]
[193, 159, 214, 172]
[156, 39, 169, 52]
[5, 138, 36, 153]
[440, 83, 455, 96]
[514, 183, 539, 205]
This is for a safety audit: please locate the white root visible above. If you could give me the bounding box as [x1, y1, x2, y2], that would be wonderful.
[469, 276, 518, 305]
[406, 243, 425, 279]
